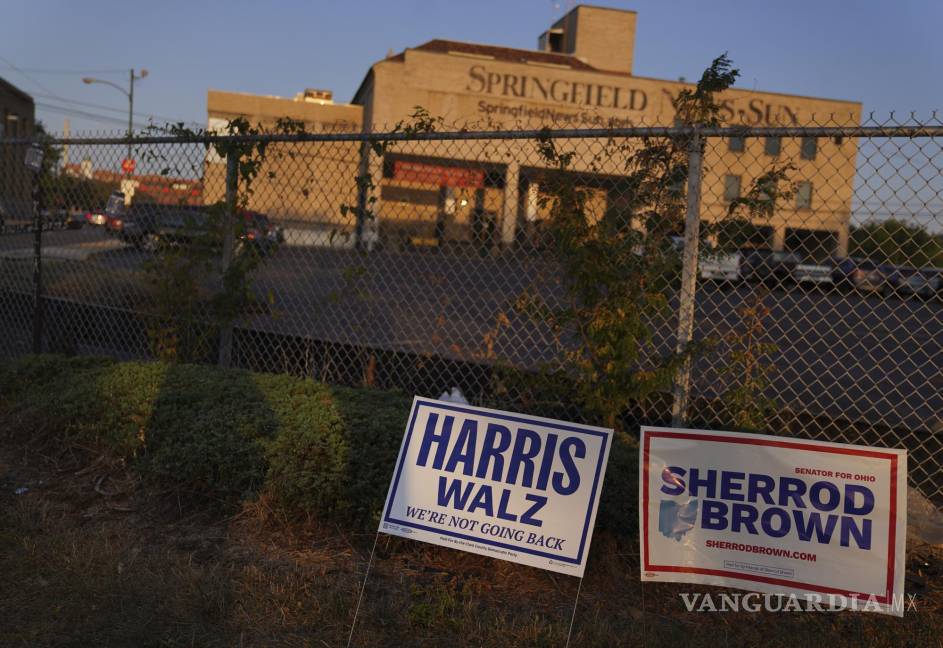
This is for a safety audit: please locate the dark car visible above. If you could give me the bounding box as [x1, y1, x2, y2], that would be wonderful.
[831, 257, 886, 293]
[881, 266, 909, 298]
[240, 210, 283, 255]
[117, 204, 210, 251]
[116, 202, 280, 257]
[739, 248, 799, 285]
[64, 209, 86, 229]
[885, 267, 942, 299]
[101, 193, 196, 246]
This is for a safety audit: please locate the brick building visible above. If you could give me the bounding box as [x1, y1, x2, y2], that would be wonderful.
[0, 77, 36, 223]
[207, 4, 861, 257]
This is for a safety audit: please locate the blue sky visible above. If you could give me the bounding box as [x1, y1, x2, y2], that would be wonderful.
[1, 0, 940, 135]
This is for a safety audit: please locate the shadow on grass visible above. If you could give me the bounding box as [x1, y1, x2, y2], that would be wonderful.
[1, 356, 941, 647]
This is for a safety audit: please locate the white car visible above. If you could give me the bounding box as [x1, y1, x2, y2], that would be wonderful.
[700, 252, 742, 282]
[794, 262, 833, 286]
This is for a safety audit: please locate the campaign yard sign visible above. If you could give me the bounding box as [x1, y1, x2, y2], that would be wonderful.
[640, 427, 908, 615]
[380, 398, 613, 576]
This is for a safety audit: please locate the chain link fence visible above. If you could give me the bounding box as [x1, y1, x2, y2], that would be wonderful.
[1, 117, 941, 509]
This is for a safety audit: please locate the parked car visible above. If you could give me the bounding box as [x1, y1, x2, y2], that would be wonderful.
[881, 266, 910, 298]
[885, 267, 942, 299]
[831, 257, 886, 293]
[794, 260, 833, 287]
[700, 251, 742, 282]
[116, 204, 210, 250]
[739, 248, 798, 285]
[114, 200, 280, 257]
[64, 209, 85, 229]
[241, 210, 284, 253]
[85, 191, 116, 227]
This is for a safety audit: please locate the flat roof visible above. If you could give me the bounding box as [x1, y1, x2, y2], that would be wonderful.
[402, 39, 599, 71]
[357, 40, 860, 108]
[557, 3, 638, 18]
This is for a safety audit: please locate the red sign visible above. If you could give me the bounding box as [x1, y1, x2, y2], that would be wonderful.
[121, 158, 136, 174]
[393, 160, 484, 188]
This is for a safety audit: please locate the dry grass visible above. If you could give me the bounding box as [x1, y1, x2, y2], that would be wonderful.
[1, 442, 941, 648]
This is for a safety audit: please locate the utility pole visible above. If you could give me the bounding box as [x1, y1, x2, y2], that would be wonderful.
[127, 68, 134, 161]
[62, 118, 69, 169]
[82, 69, 148, 164]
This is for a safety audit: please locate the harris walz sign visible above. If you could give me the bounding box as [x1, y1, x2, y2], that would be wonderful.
[380, 398, 613, 576]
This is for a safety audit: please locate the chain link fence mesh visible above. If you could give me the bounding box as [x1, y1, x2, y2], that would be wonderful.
[1, 117, 941, 510]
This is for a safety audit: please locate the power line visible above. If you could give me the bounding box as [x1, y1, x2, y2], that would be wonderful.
[35, 102, 148, 130]
[32, 92, 200, 127]
[36, 103, 199, 136]
[1, 56, 200, 130]
[0, 54, 64, 100]
[0, 65, 128, 75]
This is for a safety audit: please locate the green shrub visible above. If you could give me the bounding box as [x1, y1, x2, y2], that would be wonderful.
[138, 364, 280, 500]
[0, 355, 640, 536]
[0, 355, 120, 445]
[258, 377, 357, 516]
[0, 356, 411, 519]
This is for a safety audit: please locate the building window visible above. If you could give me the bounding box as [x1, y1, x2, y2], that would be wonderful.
[801, 136, 818, 160]
[548, 31, 564, 53]
[796, 181, 813, 209]
[723, 174, 742, 202]
[728, 136, 745, 153]
[765, 136, 781, 157]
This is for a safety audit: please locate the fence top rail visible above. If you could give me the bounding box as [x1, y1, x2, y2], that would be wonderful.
[2, 124, 943, 146]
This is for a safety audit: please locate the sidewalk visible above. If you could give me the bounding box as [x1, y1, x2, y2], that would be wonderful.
[281, 225, 356, 249]
[0, 238, 126, 261]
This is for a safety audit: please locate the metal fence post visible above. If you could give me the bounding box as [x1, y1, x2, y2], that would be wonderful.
[217, 153, 239, 367]
[31, 179, 44, 354]
[354, 141, 370, 251]
[671, 131, 704, 427]
[28, 144, 45, 355]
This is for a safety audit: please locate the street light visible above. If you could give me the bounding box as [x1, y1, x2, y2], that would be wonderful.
[82, 68, 148, 166]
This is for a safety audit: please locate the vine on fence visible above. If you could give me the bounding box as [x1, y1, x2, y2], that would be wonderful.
[339, 107, 444, 249]
[501, 55, 738, 432]
[143, 118, 304, 362]
[719, 287, 779, 431]
[504, 54, 798, 434]
[713, 163, 797, 431]
[97, 85, 795, 429]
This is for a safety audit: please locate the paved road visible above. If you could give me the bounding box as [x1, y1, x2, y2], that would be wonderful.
[249, 247, 943, 437]
[3, 228, 942, 438]
[0, 226, 105, 251]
